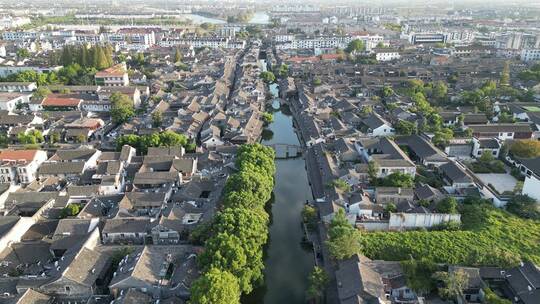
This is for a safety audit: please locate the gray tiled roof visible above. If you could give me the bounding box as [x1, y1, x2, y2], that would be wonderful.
[38, 162, 85, 175]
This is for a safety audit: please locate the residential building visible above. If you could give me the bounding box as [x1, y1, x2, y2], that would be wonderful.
[0, 150, 48, 184]
[95, 63, 129, 86]
[0, 92, 32, 113]
[521, 49, 540, 62]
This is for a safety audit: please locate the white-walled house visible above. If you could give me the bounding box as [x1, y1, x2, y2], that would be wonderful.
[0, 149, 48, 184]
[523, 174, 540, 201]
[373, 48, 401, 62]
[0, 82, 37, 92]
[471, 137, 501, 159]
[0, 92, 32, 113]
[515, 157, 540, 201]
[361, 113, 395, 137]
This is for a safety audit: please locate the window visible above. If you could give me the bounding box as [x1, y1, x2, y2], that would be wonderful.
[65, 286, 71, 293]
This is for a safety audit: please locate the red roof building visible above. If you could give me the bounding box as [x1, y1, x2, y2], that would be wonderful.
[41, 96, 82, 109]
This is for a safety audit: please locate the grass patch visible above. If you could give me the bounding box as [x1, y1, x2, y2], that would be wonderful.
[522, 106, 540, 112]
[359, 204, 540, 266]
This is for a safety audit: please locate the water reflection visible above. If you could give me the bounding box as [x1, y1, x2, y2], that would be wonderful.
[243, 84, 314, 304]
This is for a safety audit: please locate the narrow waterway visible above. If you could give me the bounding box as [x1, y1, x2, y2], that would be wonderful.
[243, 82, 314, 303]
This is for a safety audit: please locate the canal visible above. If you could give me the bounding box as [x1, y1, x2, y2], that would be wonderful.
[243, 83, 314, 303]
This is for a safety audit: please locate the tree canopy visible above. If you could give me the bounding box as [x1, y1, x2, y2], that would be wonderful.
[326, 209, 361, 260]
[436, 197, 459, 214]
[259, 71, 276, 83]
[510, 140, 540, 158]
[110, 92, 134, 124]
[506, 195, 540, 220]
[380, 172, 415, 188]
[192, 144, 275, 301]
[345, 39, 365, 53]
[116, 130, 189, 154]
[190, 268, 241, 304]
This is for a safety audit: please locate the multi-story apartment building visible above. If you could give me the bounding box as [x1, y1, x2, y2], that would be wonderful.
[94, 63, 129, 86]
[105, 29, 156, 49]
[0, 149, 48, 184]
[275, 36, 353, 50]
[521, 49, 540, 62]
[159, 37, 245, 49]
[1, 31, 39, 41]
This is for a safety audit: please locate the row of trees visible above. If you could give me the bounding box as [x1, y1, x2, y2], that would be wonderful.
[0, 63, 100, 87]
[49, 44, 115, 70]
[190, 144, 276, 304]
[115, 130, 192, 154]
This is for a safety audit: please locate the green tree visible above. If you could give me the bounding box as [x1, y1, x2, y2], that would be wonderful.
[433, 128, 454, 148]
[506, 195, 540, 220]
[60, 203, 81, 218]
[436, 197, 458, 214]
[80, 45, 90, 67]
[380, 172, 414, 188]
[385, 203, 397, 213]
[500, 61, 510, 86]
[302, 205, 318, 231]
[213, 207, 269, 252]
[135, 52, 145, 66]
[401, 258, 437, 295]
[17, 130, 43, 144]
[510, 140, 540, 158]
[174, 48, 182, 63]
[432, 81, 448, 101]
[306, 266, 329, 303]
[49, 131, 61, 144]
[151, 110, 163, 128]
[382, 86, 394, 98]
[16, 48, 30, 58]
[326, 209, 361, 260]
[313, 78, 322, 86]
[433, 270, 469, 301]
[345, 39, 365, 53]
[61, 46, 73, 66]
[259, 71, 275, 83]
[190, 268, 241, 304]
[95, 46, 109, 70]
[198, 232, 257, 294]
[395, 120, 417, 135]
[484, 288, 512, 304]
[328, 179, 351, 192]
[110, 92, 134, 124]
[33, 87, 52, 100]
[277, 64, 288, 78]
[261, 112, 273, 125]
[368, 161, 379, 183]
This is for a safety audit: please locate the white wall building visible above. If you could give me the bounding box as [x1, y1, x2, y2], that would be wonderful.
[0, 150, 48, 184]
[374, 49, 401, 62]
[0, 92, 32, 113]
[521, 49, 540, 62]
